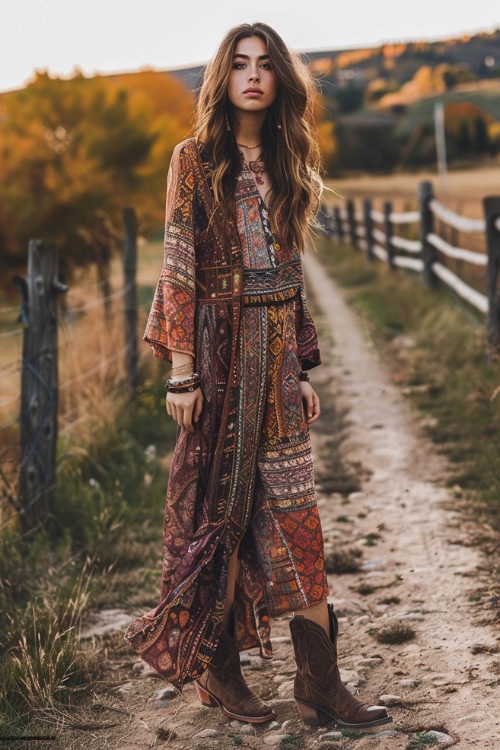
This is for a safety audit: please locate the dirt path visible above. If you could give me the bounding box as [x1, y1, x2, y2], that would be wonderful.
[92, 251, 500, 750]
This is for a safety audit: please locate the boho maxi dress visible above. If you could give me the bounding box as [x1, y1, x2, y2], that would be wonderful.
[124, 138, 329, 690]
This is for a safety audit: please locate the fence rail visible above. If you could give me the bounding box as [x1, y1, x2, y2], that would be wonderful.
[320, 180, 500, 358]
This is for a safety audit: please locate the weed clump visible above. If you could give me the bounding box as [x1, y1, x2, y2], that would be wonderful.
[369, 622, 416, 644]
[325, 547, 363, 574]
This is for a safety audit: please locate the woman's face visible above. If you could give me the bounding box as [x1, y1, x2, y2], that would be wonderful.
[227, 35, 278, 116]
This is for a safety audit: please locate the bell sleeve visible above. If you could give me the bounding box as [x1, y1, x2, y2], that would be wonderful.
[143, 141, 197, 362]
[295, 261, 321, 371]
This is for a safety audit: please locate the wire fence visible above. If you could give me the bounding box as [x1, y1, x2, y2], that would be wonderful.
[0, 208, 154, 527]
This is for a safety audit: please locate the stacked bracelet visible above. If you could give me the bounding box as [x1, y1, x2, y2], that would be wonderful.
[299, 371, 310, 382]
[165, 372, 201, 393]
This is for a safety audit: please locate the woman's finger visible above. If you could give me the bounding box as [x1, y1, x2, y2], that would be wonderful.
[193, 391, 204, 423]
[182, 402, 195, 433]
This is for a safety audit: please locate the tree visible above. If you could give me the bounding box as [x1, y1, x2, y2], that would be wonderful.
[0, 69, 193, 276]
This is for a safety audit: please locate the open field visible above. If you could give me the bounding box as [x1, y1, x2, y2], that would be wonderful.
[326, 163, 500, 218]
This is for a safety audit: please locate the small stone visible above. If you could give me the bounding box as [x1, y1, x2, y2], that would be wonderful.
[375, 730, 400, 737]
[422, 730, 453, 744]
[457, 712, 487, 725]
[339, 668, 360, 687]
[155, 699, 171, 709]
[115, 681, 135, 694]
[277, 681, 293, 697]
[398, 678, 420, 688]
[379, 694, 402, 706]
[153, 687, 177, 700]
[143, 668, 162, 679]
[398, 613, 425, 621]
[280, 720, 293, 731]
[264, 734, 292, 745]
[356, 657, 382, 667]
[194, 728, 220, 738]
[272, 636, 291, 644]
[267, 721, 281, 731]
[362, 558, 387, 570]
[353, 615, 371, 625]
[240, 724, 254, 734]
[321, 730, 343, 740]
[230, 720, 241, 728]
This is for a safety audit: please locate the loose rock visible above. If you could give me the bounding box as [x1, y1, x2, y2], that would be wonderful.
[379, 693, 402, 706]
[264, 734, 292, 745]
[240, 724, 254, 734]
[153, 687, 177, 700]
[194, 728, 220, 738]
[398, 678, 420, 688]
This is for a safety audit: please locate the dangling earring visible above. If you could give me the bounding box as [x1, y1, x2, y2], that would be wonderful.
[225, 111, 231, 131]
[277, 123, 282, 130]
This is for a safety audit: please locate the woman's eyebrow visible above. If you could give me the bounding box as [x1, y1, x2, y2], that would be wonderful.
[233, 53, 270, 60]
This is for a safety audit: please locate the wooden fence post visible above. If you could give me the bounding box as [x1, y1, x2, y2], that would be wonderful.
[363, 199, 374, 261]
[14, 241, 67, 528]
[347, 199, 357, 248]
[419, 181, 437, 288]
[334, 207, 343, 243]
[483, 197, 500, 360]
[123, 207, 138, 398]
[383, 201, 395, 270]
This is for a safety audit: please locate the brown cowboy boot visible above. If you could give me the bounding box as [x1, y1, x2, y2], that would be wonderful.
[195, 628, 276, 724]
[289, 604, 392, 728]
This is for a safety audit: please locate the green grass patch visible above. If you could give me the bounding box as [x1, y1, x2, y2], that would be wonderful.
[316, 238, 500, 533]
[0, 372, 176, 737]
[406, 733, 439, 749]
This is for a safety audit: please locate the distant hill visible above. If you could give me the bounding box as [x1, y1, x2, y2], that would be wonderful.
[164, 28, 500, 95]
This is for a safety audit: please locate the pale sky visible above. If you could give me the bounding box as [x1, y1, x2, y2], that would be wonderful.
[1, 0, 498, 93]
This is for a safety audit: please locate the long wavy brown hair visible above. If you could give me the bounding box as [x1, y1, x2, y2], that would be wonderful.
[194, 22, 323, 253]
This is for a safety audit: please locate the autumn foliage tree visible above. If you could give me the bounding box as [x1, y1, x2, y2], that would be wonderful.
[0, 69, 193, 276]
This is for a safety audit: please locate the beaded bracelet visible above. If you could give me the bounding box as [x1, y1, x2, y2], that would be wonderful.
[299, 371, 310, 382]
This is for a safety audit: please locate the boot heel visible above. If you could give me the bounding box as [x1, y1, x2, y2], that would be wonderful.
[195, 682, 218, 708]
[295, 698, 331, 727]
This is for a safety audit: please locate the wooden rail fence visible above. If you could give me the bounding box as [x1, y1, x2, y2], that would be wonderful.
[319, 181, 500, 358]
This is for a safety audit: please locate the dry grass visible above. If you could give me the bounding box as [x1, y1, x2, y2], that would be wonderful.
[369, 622, 417, 644]
[325, 547, 363, 574]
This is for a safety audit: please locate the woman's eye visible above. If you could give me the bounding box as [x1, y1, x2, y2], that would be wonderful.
[260, 63, 272, 70]
[233, 63, 246, 69]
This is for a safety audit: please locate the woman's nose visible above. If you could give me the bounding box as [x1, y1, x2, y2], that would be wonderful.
[248, 69, 260, 82]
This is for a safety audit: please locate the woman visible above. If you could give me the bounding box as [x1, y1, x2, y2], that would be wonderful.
[125, 22, 391, 731]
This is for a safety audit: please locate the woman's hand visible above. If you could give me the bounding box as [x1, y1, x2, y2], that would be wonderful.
[299, 380, 320, 424]
[166, 388, 203, 434]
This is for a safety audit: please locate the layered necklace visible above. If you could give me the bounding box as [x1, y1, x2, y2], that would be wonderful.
[237, 141, 266, 186]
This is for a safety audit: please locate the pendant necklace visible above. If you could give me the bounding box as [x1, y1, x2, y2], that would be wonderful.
[239, 149, 266, 185]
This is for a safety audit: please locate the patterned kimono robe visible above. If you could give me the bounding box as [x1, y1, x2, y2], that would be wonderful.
[124, 137, 329, 690]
